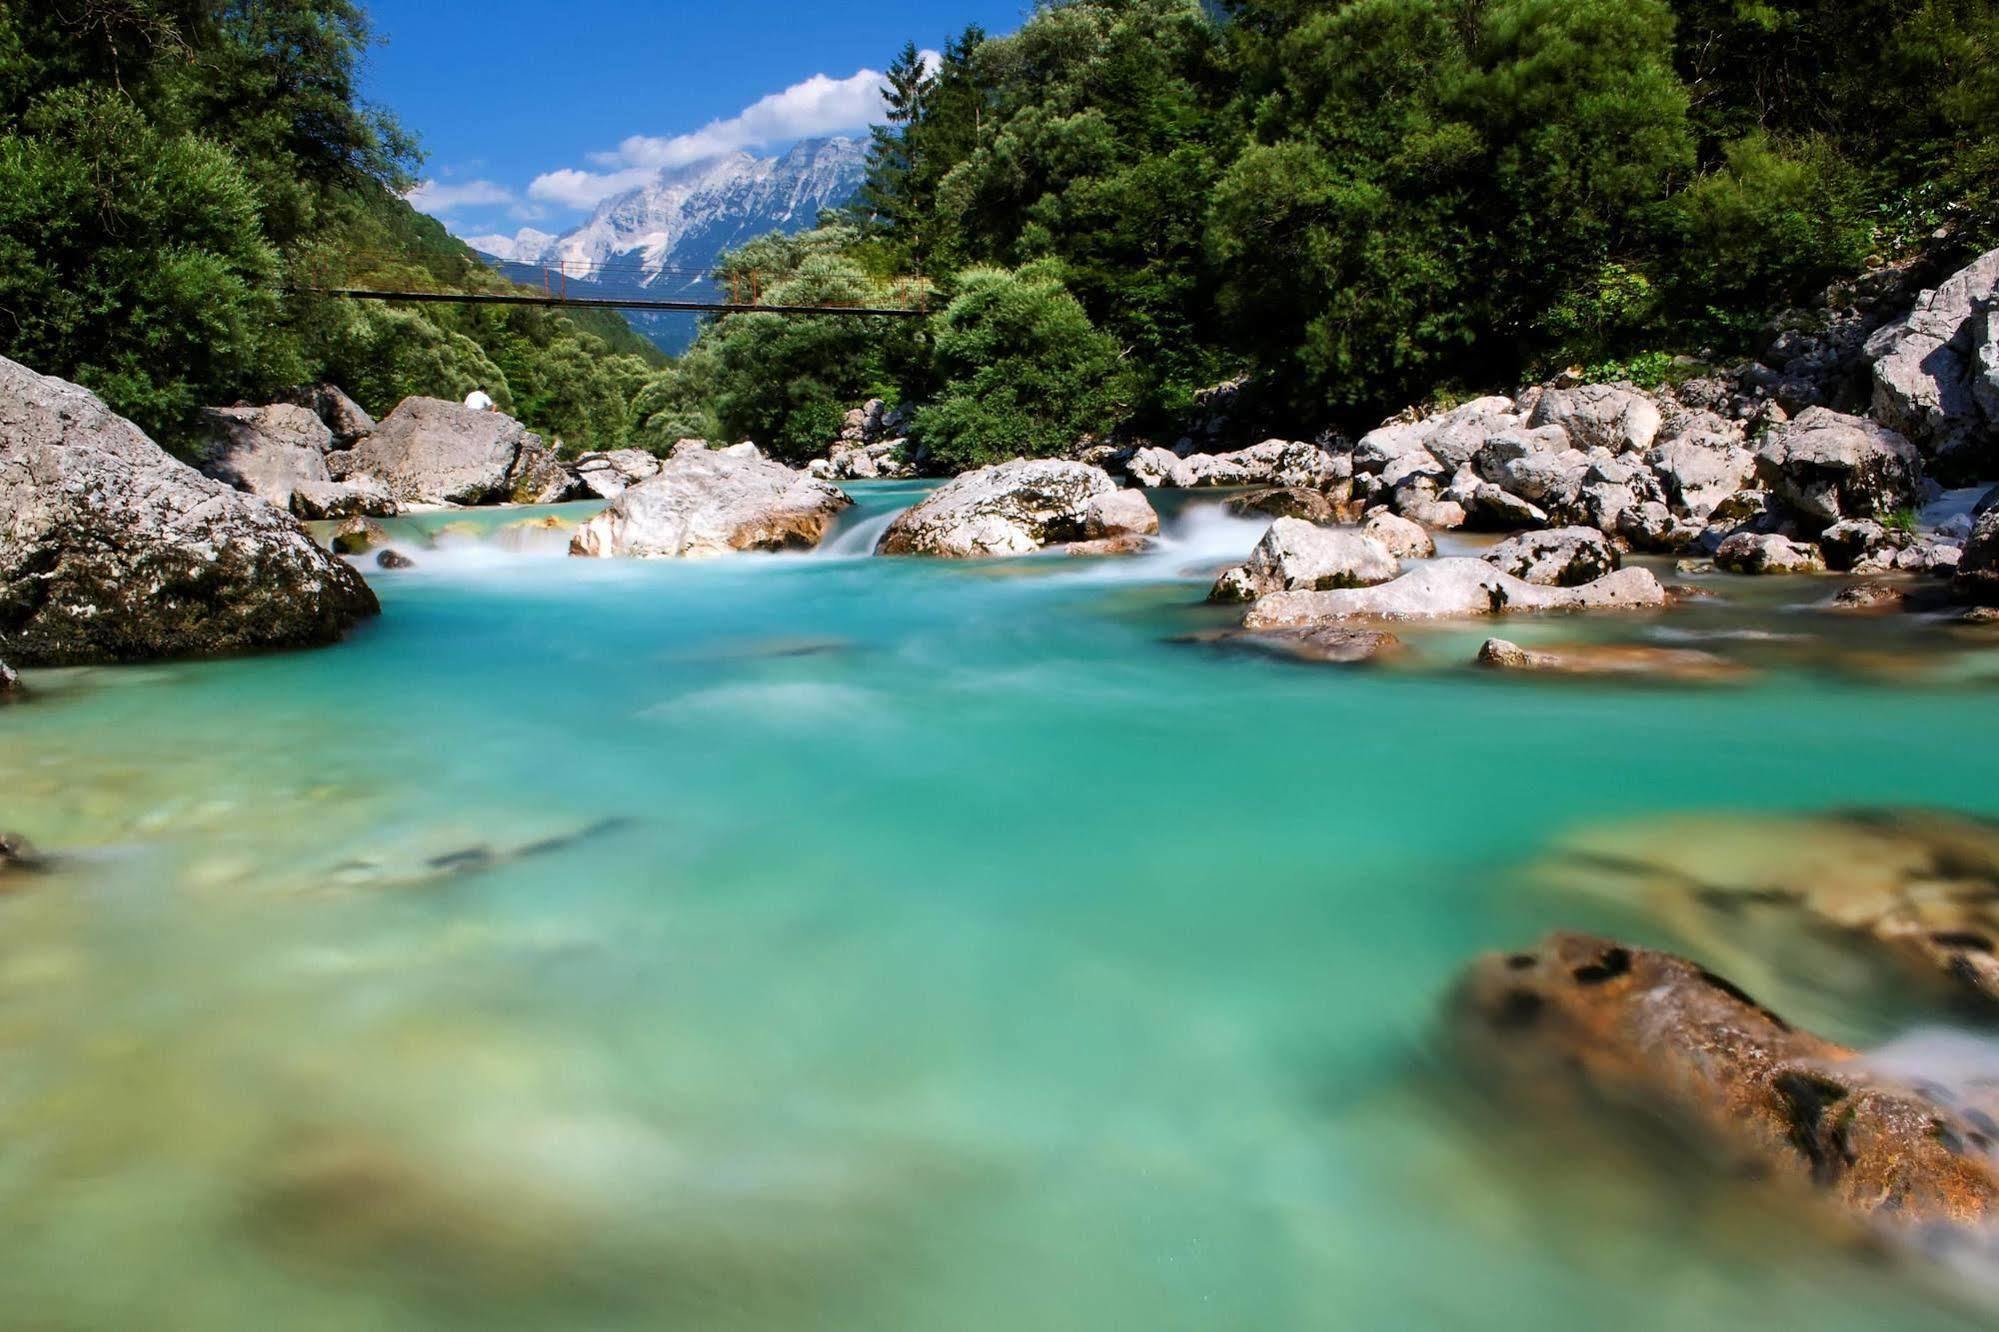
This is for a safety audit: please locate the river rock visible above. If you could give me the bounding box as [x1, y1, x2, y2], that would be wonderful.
[343, 398, 574, 506]
[1865, 247, 1999, 472]
[1475, 638, 1745, 683]
[1648, 435, 1758, 522]
[1136, 440, 1349, 492]
[1754, 408, 1922, 528]
[1361, 510, 1436, 560]
[1714, 532, 1826, 575]
[285, 383, 375, 446]
[572, 449, 662, 500]
[375, 550, 416, 571]
[570, 448, 852, 559]
[1817, 519, 1893, 573]
[0, 657, 16, 697]
[1482, 528, 1619, 588]
[196, 404, 335, 511]
[1357, 397, 1522, 474]
[329, 516, 391, 557]
[0, 355, 378, 665]
[1455, 932, 1999, 1231]
[1827, 582, 1910, 614]
[290, 476, 398, 521]
[1241, 560, 1667, 628]
[875, 460, 1156, 558]
[1959, 510, 1999, 602]
[1210, 520, 1399, 604]
[1206, 626, 1406, 666]
[1527, 384, 1663, 454]
[1224, 488, 1348, 525]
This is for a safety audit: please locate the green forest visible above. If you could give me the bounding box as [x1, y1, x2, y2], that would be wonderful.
[5, 0, 1997, 466]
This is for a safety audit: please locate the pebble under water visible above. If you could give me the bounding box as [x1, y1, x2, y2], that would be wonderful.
[6, 484, 1999, 1329]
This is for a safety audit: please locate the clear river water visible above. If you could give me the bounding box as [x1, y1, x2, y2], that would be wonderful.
[5, 482, 1999, 1329]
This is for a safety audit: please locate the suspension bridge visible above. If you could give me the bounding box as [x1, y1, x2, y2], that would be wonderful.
[294, 254, 932, 318]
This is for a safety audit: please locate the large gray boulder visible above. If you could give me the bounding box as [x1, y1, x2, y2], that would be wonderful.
[1361, 509, 1436, 560]
[876, 460, 1158, 558]
[286, 383, 375, 446]
[1647, 435, 1757, 522]
[1210, 519, 1399, 603]
[1482, 528, 1619, 587]
[196, 404, 335, 511]
[1754, 407, 1922, 528]
[1136, 440, 1349, 491]
[342, 398, 574, 506]
[0, 355, 378, 665]
[569, 448, 851, 558]
[1241, 559, 1666, 627]
[289, 476, 398, 521]
[1527, 384, 1663, 454]
[1714, 531, 1827, 575]
[1865, 247, 1999, 469]
[1356, 396, 1521, 473]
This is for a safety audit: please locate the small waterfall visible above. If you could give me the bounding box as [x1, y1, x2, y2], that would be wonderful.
[818, 506, 907, 558]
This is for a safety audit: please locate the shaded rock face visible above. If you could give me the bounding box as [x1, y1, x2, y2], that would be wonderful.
[570, 449, 852, 559]
[1455, 932, 1999, 1231]
[1754, 408, 1923, 528]
[0, 656, 16, 697]
[197, 404, 334, 511]
[1475, 638, 1745, 683]
[344, 398, 573, 506]
[1865, 247, 1999, 474]
[1482, 528, 1619, 588]
[1224, 487, 1350, 525]
[573, 449, 662, 500]
[286, 383, 375, 446]
[1536, 808, 1999, 1012]
[1241, 559, 1667, 628]
[1714, 531, 1827, 575]
[1961, 510, 1999, 603]
[0, 355, 378, 665]
[1210, 520, 1398, 604]
[875, 460, 1157, 558]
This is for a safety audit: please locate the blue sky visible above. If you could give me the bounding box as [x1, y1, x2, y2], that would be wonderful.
[367, 1, 1030, 241]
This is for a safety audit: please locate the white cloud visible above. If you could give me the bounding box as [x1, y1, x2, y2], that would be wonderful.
[404, 178, 515, 215]
[527, 55, 935, 209]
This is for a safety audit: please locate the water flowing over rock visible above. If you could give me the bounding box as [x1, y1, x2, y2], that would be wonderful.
[572, 449, 663, 500]
[0, 354, 378, 665]
[1754, 408, 1923, 528]
[1482, 528, 1619, 588]
[1241, 559, 1666, 628]
[1455, 932, 1999, 1232]
[875, 460, 1157, 558]
[196, 404, 336, 512]
[1714, 531, 1827, 575]
[343, 398, 575, 507]
[569, 449, 851, 559]
[1210, 520, 1399, 604]
[1865, 247, 1999, 473]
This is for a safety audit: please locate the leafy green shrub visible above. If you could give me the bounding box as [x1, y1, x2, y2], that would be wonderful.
[912, 264, 1133, 470]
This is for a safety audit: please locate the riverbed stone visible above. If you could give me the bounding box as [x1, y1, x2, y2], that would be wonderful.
[1241, 559, 1667, 628]
[1210, 520, 1399, 604]
[1713, 532, 1827, 575]
[0, 657, 16, 698]
[1165, 439, 1351, 491]
[0, 354, 379, 665]
[570, 448, 852, 559]
[1959, 510, 1999, 602]
[572, 448, 662, 500]
[1360, 510, 1436, 560]
[1208, 626, 1407, 666]
[343, 398, 572, 506]
[1456, 932, 1999, 1231]
[375, 550, 416, 571]
[876, 460, 1156, 558]
[1754, 408, 1923, 528]
[1482, 528, 1619, 588]
[196, 403, 335, 511]
[290, 477, 398, 521]
[1224, 488, 1347, 525]
[1527, 384, 1663, 454]
[1865, 246, 1999, 471]
[1817, 519, 1893, 573]
[1474, 638, 1745, 683]
[286, 383, 376, 446]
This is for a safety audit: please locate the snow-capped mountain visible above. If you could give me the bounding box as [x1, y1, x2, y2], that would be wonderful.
[468, 137, 866, 350]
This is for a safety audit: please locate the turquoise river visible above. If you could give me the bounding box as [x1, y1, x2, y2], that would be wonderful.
[5, 483, 1999, 1329]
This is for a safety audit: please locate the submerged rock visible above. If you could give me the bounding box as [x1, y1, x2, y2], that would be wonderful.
[875, 460, 1157, 558]
[0, 355, 378, 665]
[1241, 559, 1667, 628]
[1456, 932, 1999, 1232]
[1200, 626, 1406, 666]
[1474, 638, 1746, 684]
[344, 398, 574, 507]
[571, 449, 851, 559]
[1827, 582, 1911, 615]
[1537, 808, 1999, 1011]
[1481, 528, 1619, 588]
[375, 550, 416, 571]
[1210, 519, 1399, 604]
